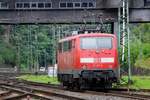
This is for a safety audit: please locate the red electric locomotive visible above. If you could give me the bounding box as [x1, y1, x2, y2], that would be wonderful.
[57, 32, 119, 89]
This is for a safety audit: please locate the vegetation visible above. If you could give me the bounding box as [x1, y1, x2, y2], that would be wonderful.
[0, 41, 16, 64]
[10, 25, 54, 71]
[0, 26, 16, 65]
[1, 25, 63, 71]
[121, 76, 150, 89]
[130, 23, 150, 69]
[18, 75, 59, 84]
[0, 23, 150, 72]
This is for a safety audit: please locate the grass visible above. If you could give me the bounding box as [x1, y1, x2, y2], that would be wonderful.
[120, 76, 150, 89]
[18, 75, 60, 85]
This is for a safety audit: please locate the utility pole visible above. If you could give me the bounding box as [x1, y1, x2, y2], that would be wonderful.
[52, 25, 56, 77]
[29, 25, 33, 72]
[34, 25, 40, 72]
[16, 25, 21, 73]
[118, 6, 121, 80]
[27, 25, 30, 72]
[44, 49, 47, 68]
[119, 0, 131, 83]
[35, 29, 39, 72]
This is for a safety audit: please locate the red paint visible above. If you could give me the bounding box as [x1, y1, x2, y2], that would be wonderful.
[57, 33, 119, 73]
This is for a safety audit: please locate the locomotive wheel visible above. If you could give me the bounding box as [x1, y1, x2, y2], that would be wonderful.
[66, 83, 74, 90]
[73, 81, 80, 90]
[79, 78, 89, 90]
[105, 82, 112, 89]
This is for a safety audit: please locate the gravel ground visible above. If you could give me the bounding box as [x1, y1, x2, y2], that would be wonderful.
[25, 85, 135, 100]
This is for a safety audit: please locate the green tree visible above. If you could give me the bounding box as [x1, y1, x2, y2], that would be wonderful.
[130, 23, 150, 69]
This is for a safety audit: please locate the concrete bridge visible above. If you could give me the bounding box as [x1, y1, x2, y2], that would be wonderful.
[0, 0, 149, 24]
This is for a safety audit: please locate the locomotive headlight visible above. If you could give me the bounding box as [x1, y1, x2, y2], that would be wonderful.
[101, 57, 114, 63]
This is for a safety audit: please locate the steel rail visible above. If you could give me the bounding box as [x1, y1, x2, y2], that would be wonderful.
[1, 74, 150, 100]
[84, 90, 150, 100]
[0, 84, 85, 100]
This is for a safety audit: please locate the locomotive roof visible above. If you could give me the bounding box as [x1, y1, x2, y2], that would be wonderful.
[59, 33, 116, 42]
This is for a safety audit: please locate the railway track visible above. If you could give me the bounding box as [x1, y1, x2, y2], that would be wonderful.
[18, 80, 150, 100]
[0, 74, 150, 100]
[0, 84, 84, 100]
[85, 90, 150, 100]
[20, 80, 150, 100]
[0, 75, 84, 100]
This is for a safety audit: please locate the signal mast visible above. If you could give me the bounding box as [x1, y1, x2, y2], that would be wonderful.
[118, 0, 131, 83]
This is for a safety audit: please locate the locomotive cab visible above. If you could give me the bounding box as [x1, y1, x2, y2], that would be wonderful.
[57, 33, 119, 89]
[79, 35, 119, 87]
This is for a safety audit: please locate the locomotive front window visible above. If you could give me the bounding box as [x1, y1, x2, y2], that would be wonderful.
[80, 37, 112, 49]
